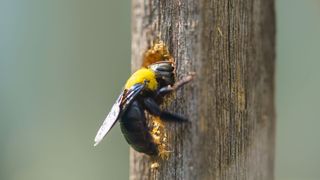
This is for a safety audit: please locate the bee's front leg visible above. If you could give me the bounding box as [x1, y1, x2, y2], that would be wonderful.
[156, 73, 195, 97]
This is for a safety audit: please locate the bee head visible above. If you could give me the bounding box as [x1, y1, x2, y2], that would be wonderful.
[149, 61, 175, 87]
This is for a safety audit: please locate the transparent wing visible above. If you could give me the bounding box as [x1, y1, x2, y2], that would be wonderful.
[94, 94, 123, 146]
[93, 83, 145, 146]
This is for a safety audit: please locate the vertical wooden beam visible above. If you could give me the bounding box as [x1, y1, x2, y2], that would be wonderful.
[131, 0, 275, 179]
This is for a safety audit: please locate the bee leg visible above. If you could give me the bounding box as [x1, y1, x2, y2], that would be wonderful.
[143, 97, 188, 122]
[157, 73, 195, 97]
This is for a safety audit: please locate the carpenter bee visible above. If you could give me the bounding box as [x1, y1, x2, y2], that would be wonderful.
[94, 61, 192, 156]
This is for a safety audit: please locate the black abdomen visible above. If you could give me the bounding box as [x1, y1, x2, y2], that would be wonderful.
[119, 100, 158, 155]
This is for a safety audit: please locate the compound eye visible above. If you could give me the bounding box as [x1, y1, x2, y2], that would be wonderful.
[161, 75, 175, 85]
[149, 62, 174, 73]
[149, 62, 175, 86]
[155, 63, 174, 72]
[157, 71, 175, 86]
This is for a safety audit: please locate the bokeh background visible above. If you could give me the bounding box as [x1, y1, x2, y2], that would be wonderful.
[0, 0, 319, 180]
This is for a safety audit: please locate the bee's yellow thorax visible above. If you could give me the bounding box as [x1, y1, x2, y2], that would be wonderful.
[125, 68, 158, 91]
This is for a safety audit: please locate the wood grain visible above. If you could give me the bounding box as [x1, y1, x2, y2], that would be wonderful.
[131, 0, 275, 179]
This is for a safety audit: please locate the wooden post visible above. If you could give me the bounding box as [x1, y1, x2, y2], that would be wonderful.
[131, 0, 275, 179]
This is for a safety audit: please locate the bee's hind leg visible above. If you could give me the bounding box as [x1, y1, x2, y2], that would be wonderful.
[143, 97, 187, 122]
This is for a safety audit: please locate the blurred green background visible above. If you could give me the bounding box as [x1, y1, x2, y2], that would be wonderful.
[0, 0, 319, 180]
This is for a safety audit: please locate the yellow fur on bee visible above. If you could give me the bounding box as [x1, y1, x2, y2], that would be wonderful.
[124, 68, 158, 91]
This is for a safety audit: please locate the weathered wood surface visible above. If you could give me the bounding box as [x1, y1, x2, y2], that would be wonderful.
[130, 0, 275, 180]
